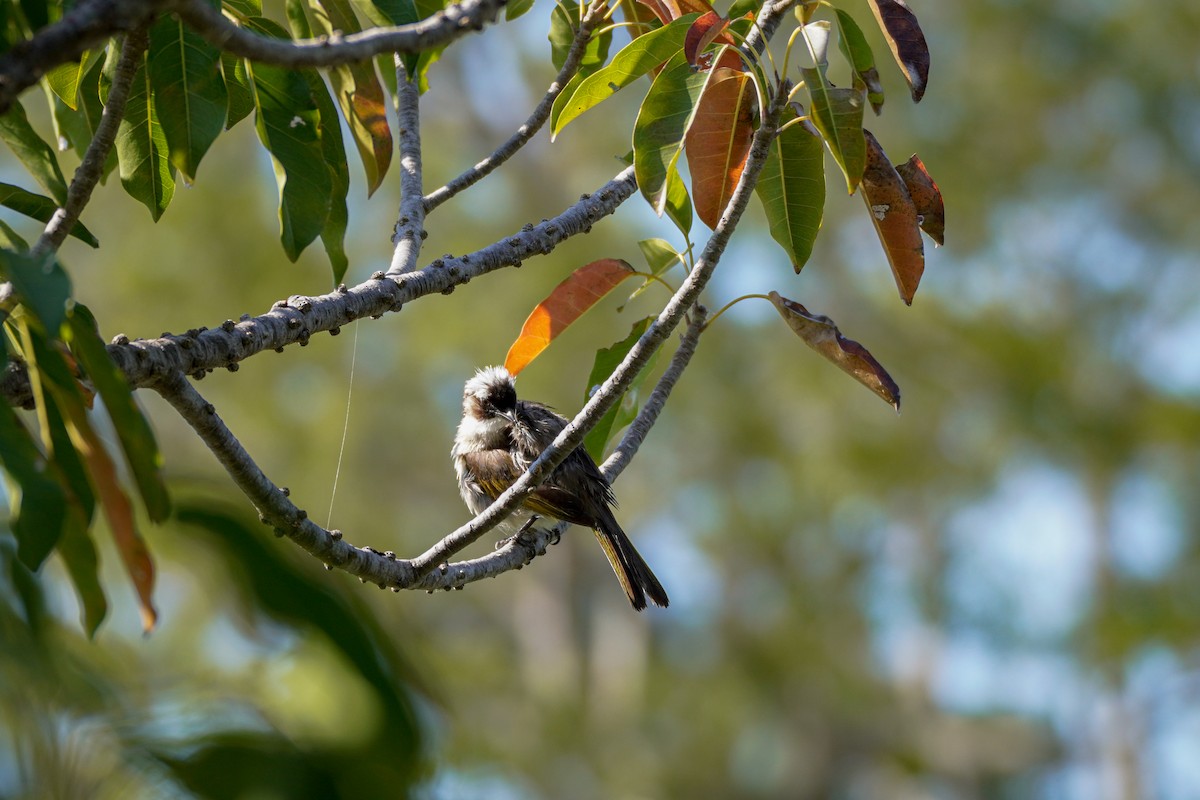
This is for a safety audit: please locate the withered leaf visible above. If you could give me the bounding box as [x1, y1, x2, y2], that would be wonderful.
[861, 129, 924, 305]
[895, 154, 944, 246]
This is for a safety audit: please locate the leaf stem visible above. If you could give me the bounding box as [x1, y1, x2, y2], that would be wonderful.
[703, 293, 773, 329]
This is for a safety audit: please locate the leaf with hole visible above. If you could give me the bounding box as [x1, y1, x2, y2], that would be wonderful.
[504, 259, 637, 376]
[769, 291, 900, 410]
[861, 129, 924, 304]
[895, 153, 943, 246]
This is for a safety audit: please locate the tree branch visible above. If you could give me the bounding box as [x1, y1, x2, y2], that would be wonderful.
[600, 304, 707, 480]
[1, 167, 638, 408]
[173, 0, 506, 68]
[0, 0, 157, 114]
[32, 27, 146, 258]
[409, 85, 790, 577]
[421, 0, 606, 214]
[388, 61, 425, 276]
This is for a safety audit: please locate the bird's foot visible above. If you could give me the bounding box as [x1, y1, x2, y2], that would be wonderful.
[495, 515, 540, 550]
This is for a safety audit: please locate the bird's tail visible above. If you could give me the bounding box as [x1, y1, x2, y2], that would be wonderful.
[593, 510, 669, 611]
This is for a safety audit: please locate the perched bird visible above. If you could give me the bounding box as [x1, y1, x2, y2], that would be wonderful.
[452, 366, 669, 610]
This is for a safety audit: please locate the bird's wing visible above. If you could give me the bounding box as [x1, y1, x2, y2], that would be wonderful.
[460, 447, 594, 524]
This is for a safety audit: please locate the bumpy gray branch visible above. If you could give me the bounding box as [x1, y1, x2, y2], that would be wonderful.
[174, 0, 505, 67]
[1, 167, 637, 408]
[388, 62, 425, 275]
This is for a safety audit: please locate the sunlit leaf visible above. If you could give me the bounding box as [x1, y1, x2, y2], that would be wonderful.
[769, 291, 900, 410]
[622, 237, 683, 307]
[754, 104, 824, 272]
[221, 53, 254, 129]
[109, 46, 175, 220]
[0, 248, 72, 333]
[0, 182, 98, 246]
[683, 10, 729, 66]
[861, 129, 924, 304]
[634, 50, 707, 215]
[552, 14, 699, 139]
[44, 49, 100, 110]
[360, 0, 448, 91]
[583, 316, 658, 461]
[304, 70, 350, 283]
[866, 0, 929, 102]
[662, 160, 693, 239]
[506, 0, 533, 20]
[834, 8, 884, 114]
[801, 66, 865, 193]
[147, 17, 228, 181]
[896, 153, 943, 246]
[66, 304, 170, 523]
[0, 98, 68, 203]
[548, 0, 611, 74]
[504, 258, 637, 376]
[685, 65, 755, 230]
[77, 56, 118, 178]
[309, 0, 392, 196]
[242, 17, 332, 262]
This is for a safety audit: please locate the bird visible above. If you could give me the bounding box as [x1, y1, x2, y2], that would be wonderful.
[452, 366, 669, 610]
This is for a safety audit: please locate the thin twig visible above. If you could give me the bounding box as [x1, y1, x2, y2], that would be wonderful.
[173, 0, 505, 68]
[601, 304, 707, 481]
[388, 60, 425, 275]
[421, 0, 607, 214]
[33, 27, 147, 258]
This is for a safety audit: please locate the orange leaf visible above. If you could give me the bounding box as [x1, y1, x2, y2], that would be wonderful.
[684, 11, 731, 68]
[685, 67, 755, 230]
[895, 154, 944, 246]
[861, 129, 924, 305]
[71, 420, 158, 633]
[768, 291, 900, 410]
[504, 259, 636, 375]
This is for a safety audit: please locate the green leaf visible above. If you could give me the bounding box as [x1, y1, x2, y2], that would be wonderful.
[549, 1, 611, 73]
[834, 8, 884, 113]
[66, 304, 171, 523]
[506, 0, 533, 21]
[77, 55, 119, 177]
[44, 49, 102, 109]
[223, 0, 263, 15]
[57, 506, 108, 637]
[359, 0, 449, 91]
[220, 53, 254, 129]
[243, 18, 331, 261]
[0, 99, 69, 205]
[583, 317, 659, 462]
[623, 237, 684, 307]
[0, 182, 98, 246]
[633, 50, 707, 215]
[148, 16, 229, 181]
[0, 248, 72, 333]
[552, 13, 699, 139]
[754, 104, 825, 271]
[662, 161, 693, 239]
[303, 65, 350, 283]
[801, 66, 865, 193]
[309, 0, 392, 196]
[111, 48, 176, 220]
[0, 219, 29, 250]
[0, 402, 67, 569]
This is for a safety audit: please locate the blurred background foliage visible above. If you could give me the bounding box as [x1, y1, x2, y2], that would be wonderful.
[3, 0, 1200, 797]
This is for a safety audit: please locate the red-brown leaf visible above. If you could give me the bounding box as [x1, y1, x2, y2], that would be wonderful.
[637, 0, 714, 25]
[683, 11, 731, 68]
[685, 67, 755, 229]
[867, 0, 930, 102]
[861, 129, 924, 305]
[895, 154, 944, 246]
[768, 291, 900, 410]
[504, 259, 637, 376]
